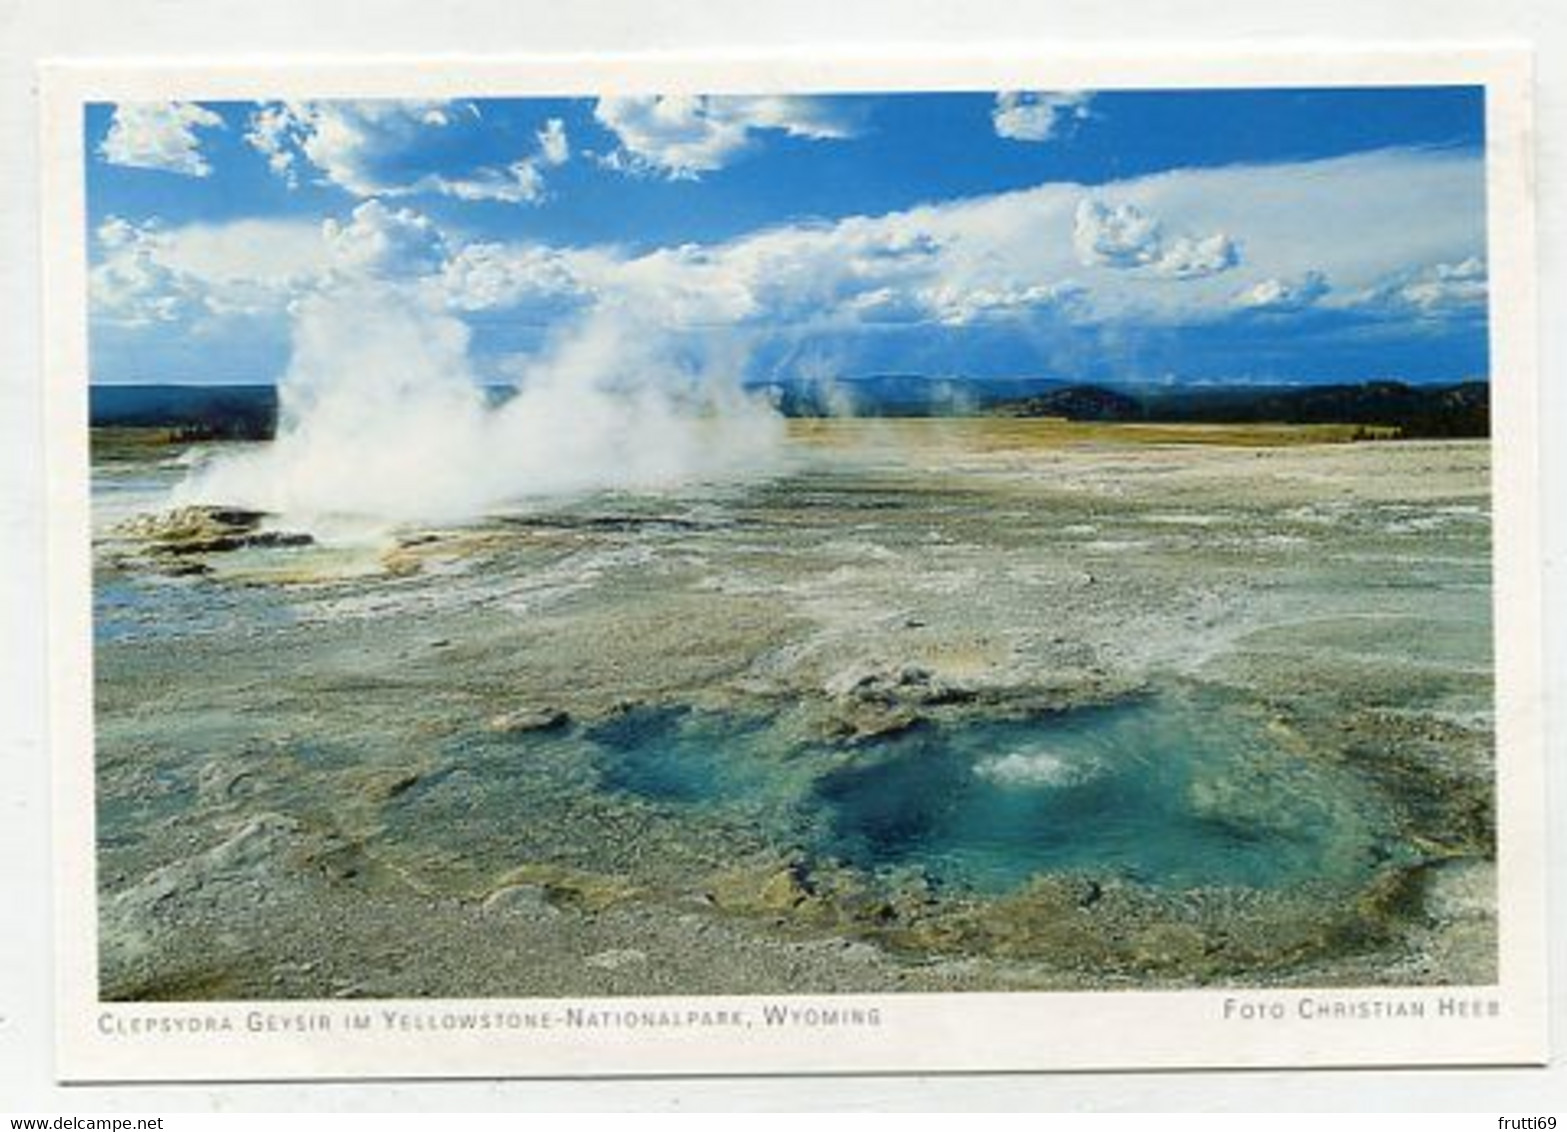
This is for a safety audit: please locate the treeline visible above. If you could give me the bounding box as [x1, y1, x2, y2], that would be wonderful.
[88, 378, 1490, 440]
[89, 385, 278, 440]
[993, 381, 1489, 438]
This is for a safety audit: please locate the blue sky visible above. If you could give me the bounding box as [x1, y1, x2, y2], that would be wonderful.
[85, 87, 1489, 386]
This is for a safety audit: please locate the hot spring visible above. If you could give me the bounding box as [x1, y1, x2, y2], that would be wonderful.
[576, 691, 1393, 895]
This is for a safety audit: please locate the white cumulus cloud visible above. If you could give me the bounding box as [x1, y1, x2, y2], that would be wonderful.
[1073, 199, 1163, 268]
[440, 240, 617, 316]
[324, 200, 449, 280]
[1073, 198, 1238, 279]
[99, 102, 225, 177]
[90, 214, 329, 325]
[992, 92, 1092, 142]
[90, 218, 204, 325]
[95, 148, 1488, 371]
[537, 118, 570, 167]
[593, 95, 856, 179]
[446, 151, 1481, 336]
[245, 100, 561, 204]
[1237, 271, 1331, 313]
[920, 282, 1084, 326]
[1155, 232, 1240, 279]
[1388, 256, 1487, 317]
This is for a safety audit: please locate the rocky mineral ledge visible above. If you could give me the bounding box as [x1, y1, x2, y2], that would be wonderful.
[92, 427, 1495, 999]
[104, 506, 314, 577]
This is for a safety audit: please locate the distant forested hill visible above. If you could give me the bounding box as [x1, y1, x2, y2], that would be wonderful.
[89, 378, 1489, 440]
[90, 385, 277, 439]
[989, 385, 1144, 421]
[994, 380, 1489, 438]
[764, 373, 1067, 417]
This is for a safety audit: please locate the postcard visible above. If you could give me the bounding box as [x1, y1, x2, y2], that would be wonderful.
[40, 47, 1546, 1081]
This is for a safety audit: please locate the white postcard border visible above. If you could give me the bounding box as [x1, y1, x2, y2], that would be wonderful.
[40, 46, 1546, 1082]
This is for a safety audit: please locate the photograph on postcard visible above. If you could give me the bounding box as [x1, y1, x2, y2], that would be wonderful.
[46, 53, 1545, 1077]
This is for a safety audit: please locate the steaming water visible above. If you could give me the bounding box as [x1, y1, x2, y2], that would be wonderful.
[173, 284, 786, 533]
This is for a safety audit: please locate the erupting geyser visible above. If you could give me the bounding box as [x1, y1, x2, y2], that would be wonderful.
[174, 280, 786, 534]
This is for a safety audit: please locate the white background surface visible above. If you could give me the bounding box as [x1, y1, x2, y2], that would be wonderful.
[1, 0, 1562, 1112]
